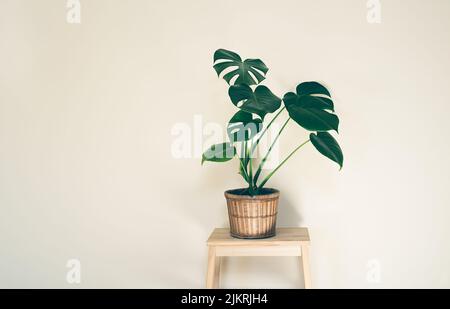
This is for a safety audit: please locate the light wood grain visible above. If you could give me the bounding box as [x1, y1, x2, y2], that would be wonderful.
[300, 244, 312, 289]
[206, 227, 312, 289]
[216, 245, 301, 256]
[206, 246, 220, 289]
[207, 227, 310, 246]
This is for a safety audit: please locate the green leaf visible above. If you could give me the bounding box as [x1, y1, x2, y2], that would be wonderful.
[310, 132, 343, 169]
[213, 49, 268, 85]
[228, 84, 281, 119]
[284, 80, 334, 112]
[296, 81, 331, 97]
[283, 92, 334, 111]
[227, 110, 262, 142]
[288, 104, 339, 132]
[282, 92, 298, 107]
[284, 81, 338, 132]
[299, 96, 334, 111]
[201, 142, 236, 165]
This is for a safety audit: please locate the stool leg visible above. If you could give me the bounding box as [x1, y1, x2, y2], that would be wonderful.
[300, 244, 312, 289]
[206, 246, 220, 288]
[214, 257, 221, 288]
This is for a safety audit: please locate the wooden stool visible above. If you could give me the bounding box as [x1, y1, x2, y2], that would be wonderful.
[206, 227, 311, 289]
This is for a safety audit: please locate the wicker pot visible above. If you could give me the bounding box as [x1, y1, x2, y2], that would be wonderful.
[224, 188, 280, 239]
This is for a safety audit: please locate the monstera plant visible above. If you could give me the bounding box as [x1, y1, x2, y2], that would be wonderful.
[202, 49, 343, 239]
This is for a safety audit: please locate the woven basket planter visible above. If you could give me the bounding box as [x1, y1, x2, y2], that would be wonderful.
[224, 188, 280, 239]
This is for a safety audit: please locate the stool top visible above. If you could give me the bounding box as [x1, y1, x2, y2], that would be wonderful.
[207, 228, 310, 246]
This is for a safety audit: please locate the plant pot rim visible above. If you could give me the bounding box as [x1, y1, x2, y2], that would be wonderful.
[224, 188, 280, 200]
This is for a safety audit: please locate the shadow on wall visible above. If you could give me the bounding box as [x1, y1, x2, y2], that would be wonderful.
[277, 192, 303, 227]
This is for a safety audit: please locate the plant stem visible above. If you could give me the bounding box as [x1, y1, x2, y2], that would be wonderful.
[238, 156, 249, 182]
[236, 143, 249, 183]
[258, 139, 311, 189]
[242, 141, 254, 191]
[247, 140, 255, 194]
[253, 118, 290, 187]
[243, 141, 248, 167]
[240, 140, 246, 162]
[250, 107, 286, 155]
[248, 141, 253, 180]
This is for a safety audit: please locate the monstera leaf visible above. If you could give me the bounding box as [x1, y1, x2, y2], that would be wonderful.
[283, 81, 334, 111]
[213, 49, 268, 85]
[283, 92, 334, 111]
[229, 84, 281, 119]
[201, 142, 236, 165]
[310, 132, 343, 169]
[227, 110, 262, 142]
[287, 104, 339, 132]
[284, 81, 338, 132]
[297, 81, 331, 96]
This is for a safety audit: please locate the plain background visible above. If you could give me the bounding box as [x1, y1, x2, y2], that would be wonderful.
[1, 0, 450, 288]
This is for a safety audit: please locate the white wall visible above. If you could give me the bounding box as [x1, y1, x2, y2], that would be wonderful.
[1, 0, 450, 288]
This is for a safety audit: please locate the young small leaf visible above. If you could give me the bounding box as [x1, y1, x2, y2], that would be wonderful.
[201, 143, 236, 165]
[310, 132, 343, 169]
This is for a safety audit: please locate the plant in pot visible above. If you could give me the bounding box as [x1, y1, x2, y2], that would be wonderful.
[202, 49, 344, 239]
